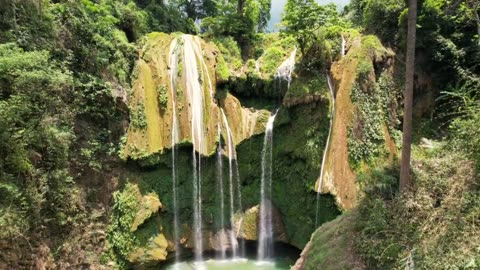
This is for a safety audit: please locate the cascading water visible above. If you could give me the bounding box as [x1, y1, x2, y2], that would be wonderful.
[220, 109, 240, 258]
[274, 48, 297, 89]
[182, 34, 215, 261]
[234, 155, 245, 257]
[258, 110, 278, 261]
[341, 35, 346, 57]
[216, 123, 227, 259]
[169, 38, 181, 262]
[315, 74, 336, 227]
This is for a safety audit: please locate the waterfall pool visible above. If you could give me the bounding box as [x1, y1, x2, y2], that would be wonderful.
[165, 259, 290, 270]
[163, 241, 299, 270]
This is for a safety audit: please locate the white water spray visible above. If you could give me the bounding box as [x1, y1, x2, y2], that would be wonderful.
[182, 34, 215, 261]
[221, 109, 240, 258]
[275, 48, 297, 89]
[169, 38, 181, 262]
[216, 123, 227, 259]
[315, 74, 336, 227]
[258, 110, 278, 261]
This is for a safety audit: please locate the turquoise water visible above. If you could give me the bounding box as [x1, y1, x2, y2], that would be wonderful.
[165, 259, 290, 270]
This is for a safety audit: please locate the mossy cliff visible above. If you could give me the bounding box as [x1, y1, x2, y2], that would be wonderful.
[123, 32, 271, 162]
[106, 32, 399, 268]
[316, 34, 400, 210]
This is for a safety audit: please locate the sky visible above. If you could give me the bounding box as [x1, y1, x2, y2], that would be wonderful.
[267, 0, 351, 32]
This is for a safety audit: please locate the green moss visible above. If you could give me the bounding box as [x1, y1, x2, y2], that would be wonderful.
[347, 82, 386, 169]
[246, 59, 257, 74]
[130, 102, 147, 130]
[131, 193, 162, 231]
[347, 70, 402, 170]
[216, 54, 230, 81]
[106, 183, 140, 266]
[238, 102, 340, 248]
[156, 84, 168, 109]
[212, 36, 243, 73]
[356, 60, 373, 81]
[260, 47, 285, 75]
[285, 77, 328, 99]
[303, 212, 364, 270]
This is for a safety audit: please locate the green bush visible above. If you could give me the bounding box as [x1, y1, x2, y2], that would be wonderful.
[130, 102, 147, 130]
[106, 183, 139, 266]
[157, 84, 168, 109]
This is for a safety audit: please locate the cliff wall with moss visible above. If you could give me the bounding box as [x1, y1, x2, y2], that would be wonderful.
[106, 32, 401, 268]
[316, 34, 401, 210]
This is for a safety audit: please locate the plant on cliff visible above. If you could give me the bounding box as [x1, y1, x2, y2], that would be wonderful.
[106, 183, 139, 267]
[157, 84, 168, 109]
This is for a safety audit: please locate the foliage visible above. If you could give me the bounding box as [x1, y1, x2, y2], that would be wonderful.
[446, 85, 480, 167]
[281, 1, 348, 54]
[347, 0, 480, 122]
[355, 153, 480, 269]
[106, 183, 139, 267]
[157, 84, 168, 109]
[281, 1, 351, 74]
[201, 0, 271, 55]
[212, 36, 243, 73]
[347, 72, 402, 169]
[0, 43, 81, 236]
[346, 0, 405, 45]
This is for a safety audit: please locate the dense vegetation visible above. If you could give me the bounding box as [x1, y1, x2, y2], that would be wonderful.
[0, 0, 479, 269]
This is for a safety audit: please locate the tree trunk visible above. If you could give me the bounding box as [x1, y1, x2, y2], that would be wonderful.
[237, 0, 245, 15]
[474, 2, 480, 46]
[400, 0, 418, 192]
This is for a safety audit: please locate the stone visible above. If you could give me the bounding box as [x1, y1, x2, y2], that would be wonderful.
[131, 193, 162, 232]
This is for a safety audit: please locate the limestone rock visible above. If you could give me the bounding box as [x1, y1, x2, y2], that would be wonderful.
[128, 234, 169, 264]
[131, 193, 162, 232]
[209, 229, 238, 252]
[123, 33, 270, 163]
[233, 203, 287, 243]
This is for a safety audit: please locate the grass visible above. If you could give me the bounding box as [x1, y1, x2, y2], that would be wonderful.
[301, 212, 365, 270]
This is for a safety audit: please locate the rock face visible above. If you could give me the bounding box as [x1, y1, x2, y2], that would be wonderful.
[109, 32, 401, 267]
[232, 204, 288, 243]
[123, 33, 270, 162]
[292, 212, 365, 270]
[316, 35, 397, 210]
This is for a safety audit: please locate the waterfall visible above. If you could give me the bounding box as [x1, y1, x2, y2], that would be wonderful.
[169, 38, 181, 262]
[274, 48, 297, 89]
[182, 34, 214, 261]
[234, 156, 245, 257]
[216, 123, 227, 259]
[315, 74, 336, 227]
[341, 35, 346, 57]
[258, 110, 278, 261]
[220, 109, 240, 258]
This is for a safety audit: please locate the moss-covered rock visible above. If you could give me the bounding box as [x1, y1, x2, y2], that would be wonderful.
[124, 33, 272, 165]
[317, 34, 398, 210]
[131, 193, 162, 232]
[292, 212, 365, 270]
[233, 203, 288, 243]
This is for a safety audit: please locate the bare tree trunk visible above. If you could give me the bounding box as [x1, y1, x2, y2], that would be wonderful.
[400, 0, 418, 192]
[474, 2, 480, 46]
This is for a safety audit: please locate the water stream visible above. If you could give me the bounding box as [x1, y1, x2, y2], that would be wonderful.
[315, 74, 336, 227]
[169, 38, 181, 262]
[258, 110, 279, 261]
[216, 122, 227, 259]
[221, 109, 239, 258]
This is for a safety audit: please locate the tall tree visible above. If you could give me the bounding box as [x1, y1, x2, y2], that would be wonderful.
[399, 0, 417, 192]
